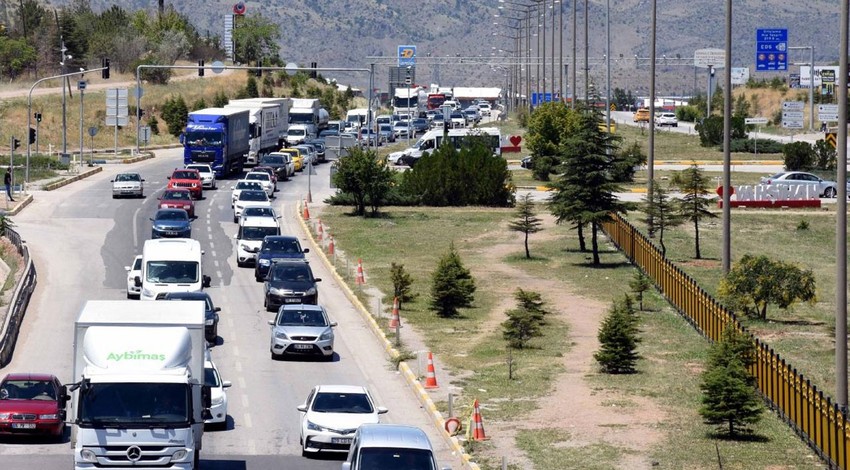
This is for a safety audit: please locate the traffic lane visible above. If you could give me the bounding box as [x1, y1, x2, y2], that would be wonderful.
[0, 454, 339, 469]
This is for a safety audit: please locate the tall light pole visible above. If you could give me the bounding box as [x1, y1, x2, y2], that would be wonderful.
[721, 0, 732, 274]
[835, 0, 848, 412]
[559, 0, 564, 102]
[79, 80, 85, 169]
[572, 0, 577, 107]
[583, 0, 589, 102]
[60, 38, 71, 158]
[605, 0, 611, 128]
[550, 0, 556, 102]
[647, 0, 656, 204]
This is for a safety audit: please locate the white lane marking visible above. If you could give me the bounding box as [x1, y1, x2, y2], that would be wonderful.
[132, 205, 142, 248]
[216, 270, 222, 278]
[234, 361, 242, 372]
[211, 250, 217, 257]
[232, 346, 240, 357]
[213, 260, 220, 268]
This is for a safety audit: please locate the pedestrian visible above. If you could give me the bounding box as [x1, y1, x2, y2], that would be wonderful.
[4, 167, 14, 202]
[821, 122, 828, 133]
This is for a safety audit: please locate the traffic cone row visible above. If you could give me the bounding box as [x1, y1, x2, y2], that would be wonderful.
[389, 297, 401, 328]
[423, 351, 439, 389]
[302, 200, 310, 220]
[317, 218, 324, 242]
[355, 258, 365, 284]
[471, 399, 487, 441]
[327, 235, 335, 256]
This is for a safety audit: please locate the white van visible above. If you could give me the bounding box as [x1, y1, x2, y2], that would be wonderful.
[342, 424, 449, 470]
[138, 238, 210, 300]
[387, 127, 501, 165]
[286, 124, 310, 145]
[235, 216, 281, 267]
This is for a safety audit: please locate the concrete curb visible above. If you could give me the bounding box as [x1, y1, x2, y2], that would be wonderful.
[295, 204, 479, 470]
[43, 166, 102, 191]
[2, 194, 34, 215]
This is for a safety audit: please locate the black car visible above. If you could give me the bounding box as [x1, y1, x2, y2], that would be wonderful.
[263, 260, 321, 311]
[258, 154, 290, 180]
[150, 208, 192, 239]
[305, 139, 326, 163]
[162, 291, 221, 343]
[411, 118, 429, 135]
[255, 236, 310, 282]
[521, 156, 533, 169]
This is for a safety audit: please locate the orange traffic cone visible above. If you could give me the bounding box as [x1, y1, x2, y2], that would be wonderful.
[303, 200, 310, 220]
[317, 218, 324, 242]
[389, 297, 401, 328]
[355, 259, 365, 284]
[471, 399, 488, 440]
[327, 235, 335, 256]
[423, 352, 439, 389]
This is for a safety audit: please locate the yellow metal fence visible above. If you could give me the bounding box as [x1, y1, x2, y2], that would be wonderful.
[602, 213, 849, 469]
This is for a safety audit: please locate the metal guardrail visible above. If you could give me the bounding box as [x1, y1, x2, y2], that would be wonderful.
[0, 226, 37, 368]
[602, 213, 849, 469]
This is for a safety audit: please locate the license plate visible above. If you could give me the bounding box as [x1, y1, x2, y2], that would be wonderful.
[12, 423, 36, 429]
[331, 438, 352, 445]
[293, 344, 312, 350]
[165, 231, 178, 236]
[284, 298, 300, 303]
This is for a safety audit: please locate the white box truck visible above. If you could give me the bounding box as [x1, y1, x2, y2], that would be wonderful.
[226, 98, 291, 165]
[137, 239, 210, 301]
[66, 300, 209, 469]
[288, 98, 329, 136]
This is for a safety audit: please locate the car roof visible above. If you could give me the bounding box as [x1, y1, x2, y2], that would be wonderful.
[2, 373, 58, 382]
[354, 424, 432, 449]
[263, 235, 298, 242]
[315, 384, 367, 394]
[163, 291, 210, 301]
[241, 216, 279, 227]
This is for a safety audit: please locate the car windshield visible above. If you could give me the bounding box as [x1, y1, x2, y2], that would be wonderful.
[246, 173, 269, 181]
[204, 367, 221, 388]
[240, 191, 268, 202]
[156, 211, 188, 221]
[165, 293, 213, 311]
[237, 182, 262, 190]
[172, 171, 198, 180]
[187, 166, 210, 174]
[263, 238, 301, 253]
[185, 130, 223, 147]
[1, 380, 55, 400]
[271, 264, 311, 282]
[277, 308, 327, 327]
[358, 448, 435, 470]
[162, 191, 191, 201]
[311, 392, 373, 413]
[244, 207, 275, 218]
[145, 261, 199, 283]
[288, 129, 306, 137]
[262, 156, 284, 165]
[380, 125, 392, 132]
[242, 226, 279, 240]
[115, 174, 141, 182]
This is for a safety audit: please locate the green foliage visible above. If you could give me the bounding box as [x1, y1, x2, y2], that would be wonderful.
[502, 288, 550, 349]
[191, 97, 207, 111]
[212, 90, 229, 108]
[148, 115, 160, 136]
[718, 254, 817, 320]
[728, 138, 784, 154]
[594, 296, 641, 374]
[400, 135, 513, 207]
[330, 147, 394, 217]
[611, 88, 636, 111]
[732, 94, 750, 118]
[0, 214, 15, 234]
[695, 115, 747, 147]
[0, 36, 37, 78]
[429, 243, 476, 318]
[134, 56, 172, 85]
[160, 95, 188, 137]
[813, 139, 837, 171]
[245, 75, 260, 98]
[231, 13, 280, 65]
[508, 193, 543, 259]
[531, 155, 556, 181]
[525, 103, 579, 179]
[670, 165, 718, 259]
[548, 107, 630, 265]
[699, 326, 763, 436]
[610, 142, 646, 183]
[629, 271, 652, 311]
[675, 105, 703, 123]
[515, 106, 530, 127]
[390, 262, 415, 306]
[643, 181, 684, 258]
[796, 219, 810, 231]
[782, 141, 816, 171]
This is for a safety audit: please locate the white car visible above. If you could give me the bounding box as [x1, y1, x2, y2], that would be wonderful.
[230, 180, 264, 207]
[655, 112, 678, 127]
[203, 353, 231, 429]
[233, 190, 271, 223]
[124, 255, 143, 299]
[239, 204, 280, 226]
[244, 171, 275, 198]
[478, 103, 492, 116]
[297, 385, 388, 456]
[236, 216, 280, 267]
[186, 164, 216, 189]
[111, 172, 145, 198]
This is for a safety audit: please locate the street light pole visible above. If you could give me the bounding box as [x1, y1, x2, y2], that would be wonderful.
[835, 0, 848, 412]
[559, 0, 563, 102]
[79, 82, 85, 169]
[605, 0, 611, 128]
[551, 0, 556, 102]
[60, 38, 69, 158]
[572, 0, 576, 107]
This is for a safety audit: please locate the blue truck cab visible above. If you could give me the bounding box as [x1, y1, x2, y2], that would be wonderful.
[183, 107, 250, 178]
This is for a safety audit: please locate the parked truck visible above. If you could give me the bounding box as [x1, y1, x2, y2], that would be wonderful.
[288, 98, 329, 136]
[66, 300, 209, 469]
[225, 99, 289, 166]
[183, 108, 249, 178]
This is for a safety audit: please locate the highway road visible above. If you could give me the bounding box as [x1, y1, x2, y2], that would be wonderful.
[0, 150, 463, 469]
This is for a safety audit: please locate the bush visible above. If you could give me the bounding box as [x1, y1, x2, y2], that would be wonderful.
[675, 105, 702, 122]
[728, 138, 783, 154]
[782, 141, 815, 171]
[695, 115, 747, 147]
[429, 243, 476, 318]
[594, 296, 641, 374]
[813, 139, 837, 171]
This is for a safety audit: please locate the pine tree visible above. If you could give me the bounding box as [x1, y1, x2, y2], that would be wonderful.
[429, 243, 476, 318]
[245, 75, 259, 98]
[502, 289, 550, 349]
[594, 296, 641, 373]
[670, 164, 717, 259]
[699, 326, 763, 436]
[508, 193, 543, 259]
[643, 181, 684, 258]
[148, 115, 160, 136]
[629, 271, 652, 311]
[212, 90, 229, 108]
[390, 262, 414, 308]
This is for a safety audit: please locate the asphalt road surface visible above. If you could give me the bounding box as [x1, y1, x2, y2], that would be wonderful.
[0, 149, 463, 469]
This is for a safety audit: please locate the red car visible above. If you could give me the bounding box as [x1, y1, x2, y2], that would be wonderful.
[253, 165, 278, 187]
[0, 373, 65, 439]
[167, 169, 203, 200]
[158, 189, 196, 218]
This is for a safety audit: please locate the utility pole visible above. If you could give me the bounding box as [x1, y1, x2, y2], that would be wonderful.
[60, 38, 69, 158]
[836, 0, 848, 413]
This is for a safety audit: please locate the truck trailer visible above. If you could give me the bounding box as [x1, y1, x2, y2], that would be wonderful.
[183, 107, 250, 178]
[67, 300, 209, 469]
[226, 98, 291, 164]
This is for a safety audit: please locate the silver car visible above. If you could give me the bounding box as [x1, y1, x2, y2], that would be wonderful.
[186, 164, 216, 189]
[111, 172, 144, 198]
[268, 304, 336, 360]
[759, 171, 841, 198]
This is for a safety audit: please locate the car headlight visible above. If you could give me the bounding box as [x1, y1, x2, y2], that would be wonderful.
[274, 330, 289, 340]
[211, 395, 224, 406]
[191, 183, 198, 188]
[182, 204, 191, 209]
[205, 318, 214, 326]
[239, 244, 251, 252]
[319, 330, 333, 341]
[0, 412, 10, 420]
[172, 449, 188, 461]
[259, 259, 271, 266]
[305, 287, 317, 296]
[160, 203, 167, 209]
[80, 449, 98, 462]
[306, 420, 326, 432]
[269, 287, 291, 296]
[39, 413, 58, 420]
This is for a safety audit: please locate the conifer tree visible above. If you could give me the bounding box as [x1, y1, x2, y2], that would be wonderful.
[502, 289, 550, 349]
[594, 296, 641, 373]
[508, 193, 543, 259]
[429, 243, 476, 318]
[670, 164, 717, 259]
[629, 271, 652, 311]
[643, 181, 684, 257]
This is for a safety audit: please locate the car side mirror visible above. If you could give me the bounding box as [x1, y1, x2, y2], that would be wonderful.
[166, 176, 171, 179]
[110, 180, 114, 183]
[141, 179, 146, 182]
[302, 248, 309, 253]
[214, 307, 221, 312]
[124, 266, 131, 272]
[202, 275, 211, 288]
[58, 409, 67, 421]
[222, 381, 232, 389]
[314, 278, 322, 282]
[134, 276, 142, 287]
[296, 404, 307, 412]
[330, 321, 338, 327]
[268, 319, 275, 325]
[377, 407, 388, 414]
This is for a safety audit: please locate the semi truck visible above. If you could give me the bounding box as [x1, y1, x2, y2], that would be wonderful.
[225, 99, 289, 166]
[393, 87, 427, 118]
[66, 300, 209, 469]
[288, 98, 329, 137]
[183, 108, 250, 178]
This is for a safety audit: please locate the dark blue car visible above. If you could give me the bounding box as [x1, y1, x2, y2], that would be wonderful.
[255, 236, 309, 282]
[162, 291, 221, 343]
[151, 208, 192, 239]
[264, 260, 321, 311]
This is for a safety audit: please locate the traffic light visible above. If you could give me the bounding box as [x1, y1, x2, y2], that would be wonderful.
[310, 62, 317, 79]
[28, 128, 36, 145]
[12, 138, 20, 150]
[101, 58, 110, 79]
[137, 108, 145, 119]
[198, 59, 205, 77]
[34, 112, 42, 122]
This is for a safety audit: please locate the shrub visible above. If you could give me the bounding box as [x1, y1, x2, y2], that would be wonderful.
[782, 141, 815, 171]
[675, 105, 702, 123]
[429, 243, 476, 318]
[728, 138, 783, 154]
[594, 296, 641, 374]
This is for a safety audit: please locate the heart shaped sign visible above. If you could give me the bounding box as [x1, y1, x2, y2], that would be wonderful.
[509, 135, 522, 147]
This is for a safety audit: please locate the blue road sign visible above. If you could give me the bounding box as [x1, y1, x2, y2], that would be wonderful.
[755, 29, 787, 71]
[398, 45, 416, 67]
[531, 92, 554, 106]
